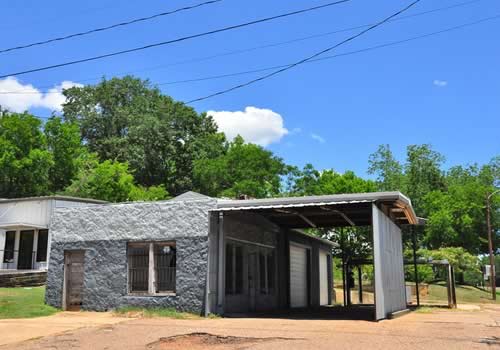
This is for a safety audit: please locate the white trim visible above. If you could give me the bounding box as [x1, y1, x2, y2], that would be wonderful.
[226, 237, 275, 249]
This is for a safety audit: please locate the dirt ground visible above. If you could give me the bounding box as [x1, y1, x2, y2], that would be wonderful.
[2, 305, 499, 350]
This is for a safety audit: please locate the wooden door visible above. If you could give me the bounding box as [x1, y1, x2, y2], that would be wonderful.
[18, 230, 34, 269]
[65, 251, 85, 311]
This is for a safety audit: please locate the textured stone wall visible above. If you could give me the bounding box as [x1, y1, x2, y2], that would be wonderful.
[45, 198, 216, 314]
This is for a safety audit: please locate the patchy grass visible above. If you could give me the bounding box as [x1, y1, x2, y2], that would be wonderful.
[414, 306, 436, 314]
[0, 286, 58, 319]
[113, 306, 218, 319]
[423, 282, 500, 304]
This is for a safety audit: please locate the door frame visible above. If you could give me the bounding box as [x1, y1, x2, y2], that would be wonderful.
[62, 250, 85, 311]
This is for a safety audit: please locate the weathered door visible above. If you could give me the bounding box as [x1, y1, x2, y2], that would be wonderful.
[65, 251, 85, 311]
[18, 230, 34, 269]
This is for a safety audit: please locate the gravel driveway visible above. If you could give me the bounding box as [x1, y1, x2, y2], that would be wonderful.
[2, 305, 499, 350]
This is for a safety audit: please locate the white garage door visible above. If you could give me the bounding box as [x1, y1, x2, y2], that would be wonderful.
[289, 244, 308, 308]
[319, 250, 329, 306]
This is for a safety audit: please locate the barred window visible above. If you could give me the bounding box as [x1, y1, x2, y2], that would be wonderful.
[127, 242, 176, 294]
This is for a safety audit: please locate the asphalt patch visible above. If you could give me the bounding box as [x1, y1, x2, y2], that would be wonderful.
[147, 332, 292, 349]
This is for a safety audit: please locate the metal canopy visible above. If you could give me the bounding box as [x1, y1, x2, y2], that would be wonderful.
[214, 192, 417, 228]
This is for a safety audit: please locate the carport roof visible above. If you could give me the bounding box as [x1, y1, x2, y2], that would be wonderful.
[215, 191, 417, 228]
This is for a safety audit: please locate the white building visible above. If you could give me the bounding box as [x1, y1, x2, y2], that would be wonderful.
[0, 196, 105, 271]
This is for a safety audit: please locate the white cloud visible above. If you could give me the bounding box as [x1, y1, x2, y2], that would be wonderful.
[433, 79, 448, 87]
[0, 77, 82, 113]
[207, 106, 288, 146]
[310, 133, 326, 144]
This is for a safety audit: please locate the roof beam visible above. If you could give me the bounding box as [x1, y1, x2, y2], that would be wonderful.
[320, 206, 355, 226]
[274, 209, 317, 228]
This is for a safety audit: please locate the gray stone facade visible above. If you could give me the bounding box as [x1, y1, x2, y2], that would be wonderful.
[45, 198, 216, 314]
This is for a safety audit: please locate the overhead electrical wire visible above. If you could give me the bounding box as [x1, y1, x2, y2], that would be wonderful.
[2, 13, 498, 95]
[28, 0, 484, 90]
[0, 0, 224, 54]
[185, 0, 422, 103]
[0, 0, 350, 79]
[0, 0, 484, 95]
[159, 14, 500, 86]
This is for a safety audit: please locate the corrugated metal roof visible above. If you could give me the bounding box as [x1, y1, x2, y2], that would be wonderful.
[213, 199, 372, 212]
[214, 191, 418, 225]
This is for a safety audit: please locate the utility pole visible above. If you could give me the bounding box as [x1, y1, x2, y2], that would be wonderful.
[486, 189, 499, 300]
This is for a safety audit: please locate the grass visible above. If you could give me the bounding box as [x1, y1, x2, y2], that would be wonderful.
[113, 306, 219, 319]
[420, 282, 500, 304]
[0, 286, 58, 319]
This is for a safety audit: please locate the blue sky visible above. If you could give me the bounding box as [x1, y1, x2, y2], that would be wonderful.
[0, 0, 498, 176]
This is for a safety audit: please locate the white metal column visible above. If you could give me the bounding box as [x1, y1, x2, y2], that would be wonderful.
[0, 230, 5, 268]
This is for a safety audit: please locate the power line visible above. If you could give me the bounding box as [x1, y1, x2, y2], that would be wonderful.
[0, 0, 224, 55]
[0, 0, 350, 79]
[44, 0, 488, 89]
[3, 13, 498, 95]
[186, 0, 422, 104]
[0, 0, 482, 94]
[159, 14, 500, 86]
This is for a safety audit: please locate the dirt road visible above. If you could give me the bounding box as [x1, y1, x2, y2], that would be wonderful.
[2, 305, 499, 349]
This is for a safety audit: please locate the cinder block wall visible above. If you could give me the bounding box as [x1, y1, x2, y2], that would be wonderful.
[45, 198, 217, 314]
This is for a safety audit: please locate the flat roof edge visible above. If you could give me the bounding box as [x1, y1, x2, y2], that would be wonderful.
[0, 196, 107, 204]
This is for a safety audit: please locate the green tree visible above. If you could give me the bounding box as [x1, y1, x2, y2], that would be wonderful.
[193, 136, 287, 198]
[292, 164, 377, 196]
[422, 163, 499, 253]
[0, 113, 53, 197]
[64, 154, 168, 202]
[418, 247, 481, 284]
[368, 144, 404, 191]
[62, 76, 225, 195]
[405, 144, 446, 214]
[44, 116, 83, 192]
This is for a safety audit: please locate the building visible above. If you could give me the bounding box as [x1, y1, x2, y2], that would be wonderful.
[0, 196, 106, 271]
[45, 191, 417, 320]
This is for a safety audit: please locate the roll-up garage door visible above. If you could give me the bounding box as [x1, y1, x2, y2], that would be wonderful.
[289, 244, 308, 308]
[319, 250, 329, 306]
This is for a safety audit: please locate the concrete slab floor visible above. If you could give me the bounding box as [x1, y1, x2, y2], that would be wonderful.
[1, 305, 499, 349]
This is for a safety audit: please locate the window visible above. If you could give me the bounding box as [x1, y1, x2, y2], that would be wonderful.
[3, 231, 15, 263]
[225, 243, 243, 295]
[127, 242, 176, 294]
[259, 249, 275, 295]
[36, 230, 48, 262]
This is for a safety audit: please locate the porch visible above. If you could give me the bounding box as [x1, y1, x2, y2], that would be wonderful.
[0, 226, 49, 271]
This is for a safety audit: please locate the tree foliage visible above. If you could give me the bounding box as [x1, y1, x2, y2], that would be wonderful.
[193, 136, 287, 198]
[64, 154, 168, 202]
[291, 164, 377, 196]
[62, 76, 225, 195]
[44, 116, 83, 192]
[369, 144, 499, 255]
[0, 113, 53, 197]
